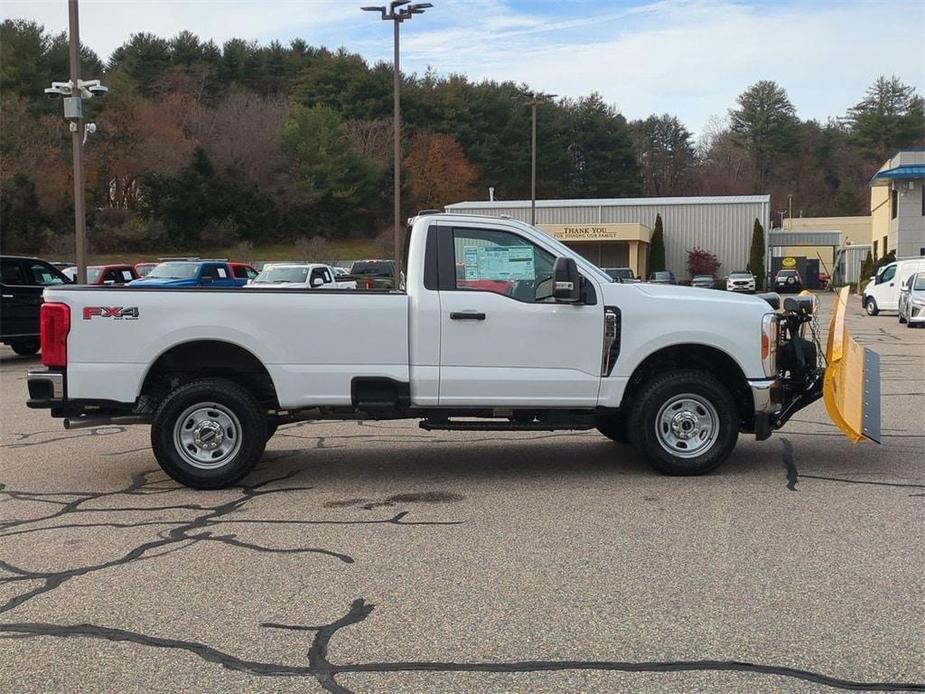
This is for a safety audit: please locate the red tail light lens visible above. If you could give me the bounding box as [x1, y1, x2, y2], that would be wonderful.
[40, 302, 70, 367]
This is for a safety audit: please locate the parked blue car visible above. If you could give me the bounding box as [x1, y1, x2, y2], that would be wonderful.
[127, 261, 247, 288]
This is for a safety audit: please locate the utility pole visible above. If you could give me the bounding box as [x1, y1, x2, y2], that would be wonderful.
[362, 1, 433, 288]
[788, 194, 793, 231]
[524, 92, 556, 226]
[68, 0, 86, 284]
[44, 0, 107, 284]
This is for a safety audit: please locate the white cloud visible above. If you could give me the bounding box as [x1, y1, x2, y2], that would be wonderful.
[4, 0, 923, 134]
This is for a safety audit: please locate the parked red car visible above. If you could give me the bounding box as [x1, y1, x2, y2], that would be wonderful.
[63, 264, 139, 285]
[226, 262, 258, 282]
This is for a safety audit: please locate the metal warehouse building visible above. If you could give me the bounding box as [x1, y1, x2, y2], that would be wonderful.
[445, 195, 771, 280]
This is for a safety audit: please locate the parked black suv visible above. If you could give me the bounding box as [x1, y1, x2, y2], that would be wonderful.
[773, 269, 803, 294]
[1, 256, 69, 355]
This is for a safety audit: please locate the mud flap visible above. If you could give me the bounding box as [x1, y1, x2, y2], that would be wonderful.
[823, 286, 881, 443]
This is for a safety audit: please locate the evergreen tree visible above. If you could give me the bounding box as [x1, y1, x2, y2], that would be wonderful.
[649, 213, 665, 273]
[847, 75, 925, 161]
[729, 81, 799, 190]
[747, 218, 766, 289]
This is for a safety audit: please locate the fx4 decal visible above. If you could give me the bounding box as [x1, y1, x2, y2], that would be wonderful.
[83, 306, 140, 320]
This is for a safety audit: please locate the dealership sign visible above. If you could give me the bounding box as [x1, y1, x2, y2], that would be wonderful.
[539, 223, 651, 243]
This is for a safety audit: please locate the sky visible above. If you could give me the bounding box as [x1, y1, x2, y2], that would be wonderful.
[4, 0, 924, 135]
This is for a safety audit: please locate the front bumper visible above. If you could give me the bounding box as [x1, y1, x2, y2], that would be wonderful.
[747, 378, 782, 441]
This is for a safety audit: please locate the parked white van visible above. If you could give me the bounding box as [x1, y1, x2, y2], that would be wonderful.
[863, 257, 925, 315]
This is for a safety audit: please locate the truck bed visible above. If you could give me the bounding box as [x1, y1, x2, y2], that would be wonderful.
[45, 286, 409, 408]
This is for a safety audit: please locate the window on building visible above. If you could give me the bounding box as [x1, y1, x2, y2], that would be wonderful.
[891, 188, 897, 219]
[873, 240, 878, 258]
[883, 236, 888, 256]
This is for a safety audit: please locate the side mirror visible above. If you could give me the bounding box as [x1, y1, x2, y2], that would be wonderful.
[103, 279, 115, 286]
[201, 276, 213, 285]
[552, 257, 581, 303]
[311, 277, 324, 287]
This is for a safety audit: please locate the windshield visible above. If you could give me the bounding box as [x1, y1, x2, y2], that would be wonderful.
[254, 266, 310, 283]
[652, 272, 672, 279]
[146, 262, 199, 280]
[914, 274, 925, 291]
[730, 272, 751, 278]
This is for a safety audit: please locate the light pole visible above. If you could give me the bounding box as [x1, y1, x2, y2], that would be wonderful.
[362, 1, 432, 288]
[43, 0, 107, 284]
[524, 92, 556, 226]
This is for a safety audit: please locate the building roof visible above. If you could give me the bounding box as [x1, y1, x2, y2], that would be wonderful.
[869, 165, 925, 185]
[446, 195, 770, 209]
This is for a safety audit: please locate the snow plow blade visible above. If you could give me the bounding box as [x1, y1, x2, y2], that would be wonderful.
[823, 287, 881, 443]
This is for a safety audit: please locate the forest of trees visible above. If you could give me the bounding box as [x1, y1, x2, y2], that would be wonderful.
[1, 19, 923, 255]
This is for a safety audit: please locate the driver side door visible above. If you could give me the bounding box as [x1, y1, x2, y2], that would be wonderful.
[437, 225, 604, 407]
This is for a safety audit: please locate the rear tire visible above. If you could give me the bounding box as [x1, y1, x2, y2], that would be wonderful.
[10, 340, 39, 356]
[865, 297, 879, 316]
[151, 378, 267, 489]
[629, 370, 738, 476]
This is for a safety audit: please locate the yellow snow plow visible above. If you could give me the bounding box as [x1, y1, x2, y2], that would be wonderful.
[757, 287, 880, 444]
[822, 286, 881, 443]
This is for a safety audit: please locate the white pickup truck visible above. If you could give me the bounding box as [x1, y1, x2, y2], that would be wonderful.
[26, 213, 878, 489]
[248, 263, 357, 290]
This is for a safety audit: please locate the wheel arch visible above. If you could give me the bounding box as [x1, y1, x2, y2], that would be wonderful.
[140, 339, 279, 409]
[622, 343, 753, 427]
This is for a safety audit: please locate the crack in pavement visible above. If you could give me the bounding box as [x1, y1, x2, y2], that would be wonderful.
[0, 470, 462, 616]
[2, 598, 921, 693]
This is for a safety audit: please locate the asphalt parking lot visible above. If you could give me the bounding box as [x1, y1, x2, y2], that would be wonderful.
[0, 292, 922, 693]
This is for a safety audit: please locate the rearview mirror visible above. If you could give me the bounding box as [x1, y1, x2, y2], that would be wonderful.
[552, 257, 581, 303]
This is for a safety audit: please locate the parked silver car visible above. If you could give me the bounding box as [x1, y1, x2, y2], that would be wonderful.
[690, 275, 715, 289]
[898, 272, 925, 327]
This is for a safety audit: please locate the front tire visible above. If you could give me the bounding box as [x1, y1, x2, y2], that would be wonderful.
[865, 297, 879, 316]
[10, 340, 39, 356]
[151, 378, 267, 489]
[629, 370, 738, 476]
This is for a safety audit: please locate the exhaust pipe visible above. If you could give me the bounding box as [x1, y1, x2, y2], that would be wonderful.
[64, 415, 152, 430]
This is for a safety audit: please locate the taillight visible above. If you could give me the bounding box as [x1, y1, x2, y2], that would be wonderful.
[40, 302, 70, 367]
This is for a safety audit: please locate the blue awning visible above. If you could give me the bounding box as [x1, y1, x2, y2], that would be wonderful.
[870, 165, 925, 185]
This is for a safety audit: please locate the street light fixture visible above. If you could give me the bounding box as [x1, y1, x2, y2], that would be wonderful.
[362, 1, 433, 287]
[521, 92, 557, 226]
[43, 0, 107, 285]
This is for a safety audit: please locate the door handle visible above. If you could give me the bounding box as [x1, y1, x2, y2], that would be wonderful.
[450, 311, 486, 320]
[1, 294, 13, 299]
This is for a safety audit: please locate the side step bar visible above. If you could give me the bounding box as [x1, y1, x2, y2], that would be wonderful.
[420, 419, 596, 432]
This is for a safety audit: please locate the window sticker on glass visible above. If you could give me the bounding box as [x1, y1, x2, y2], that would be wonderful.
[122, 270, 133, 281]
[216, 267, 227, 278]
[463, 245, 535, 281]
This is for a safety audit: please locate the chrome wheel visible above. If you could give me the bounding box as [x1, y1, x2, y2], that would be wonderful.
[173, 403, 242, 470]
[655, 393, 719, 459]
